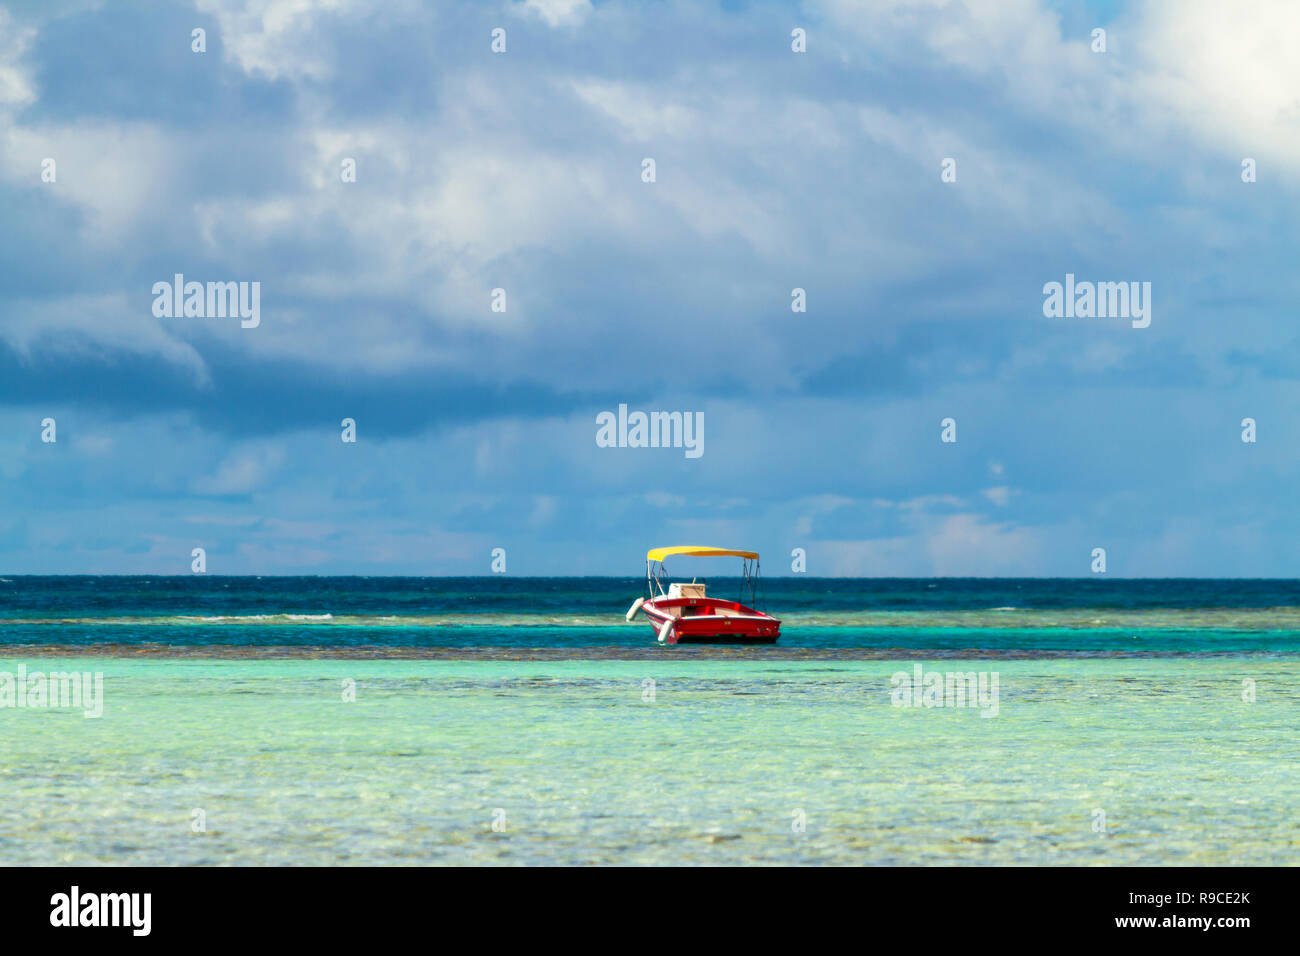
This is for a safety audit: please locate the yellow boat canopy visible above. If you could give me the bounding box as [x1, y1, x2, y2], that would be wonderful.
[646, 546, 760, 562]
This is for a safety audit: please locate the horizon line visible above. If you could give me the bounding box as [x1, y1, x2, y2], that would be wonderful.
[3, 573, 1300, 581]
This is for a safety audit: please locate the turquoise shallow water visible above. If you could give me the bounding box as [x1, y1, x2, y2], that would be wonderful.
[3, 656, 1297, 865]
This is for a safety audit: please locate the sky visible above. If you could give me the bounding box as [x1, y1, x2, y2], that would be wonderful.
[1, 0, 1298, 576]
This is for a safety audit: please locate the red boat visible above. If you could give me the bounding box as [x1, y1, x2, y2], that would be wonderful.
[626, 546, 780, 645]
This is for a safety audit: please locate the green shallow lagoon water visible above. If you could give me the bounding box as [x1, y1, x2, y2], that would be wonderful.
[2, 656, 1297, 866]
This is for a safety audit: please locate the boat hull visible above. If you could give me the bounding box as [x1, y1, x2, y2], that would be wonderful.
[640, 597, 780, 645]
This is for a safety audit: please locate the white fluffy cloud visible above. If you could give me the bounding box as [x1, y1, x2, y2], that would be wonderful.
[518, 0, 592, 29]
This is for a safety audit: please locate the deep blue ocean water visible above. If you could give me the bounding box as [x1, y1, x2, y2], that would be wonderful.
[4, 576, 1300, 652]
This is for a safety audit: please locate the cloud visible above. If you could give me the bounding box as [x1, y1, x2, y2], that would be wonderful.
[194, 0, 361, 81]
[2, 0, 1298, 573]
[192, 444, 287, 495]
[518, 0, 592, 29]
[0, 9, 36, 109]
[1129, 0, 1300, 176]
[981, 486, 1013, 507]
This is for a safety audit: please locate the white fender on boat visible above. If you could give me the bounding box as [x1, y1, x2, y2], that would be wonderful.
[625, 597, 645, 621]
[657, 619, 674, 645]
